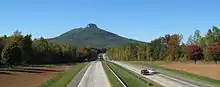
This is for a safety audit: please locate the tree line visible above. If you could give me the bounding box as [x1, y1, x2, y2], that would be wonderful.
[107, 26, 220, 64]
[0, 30, 102, 67]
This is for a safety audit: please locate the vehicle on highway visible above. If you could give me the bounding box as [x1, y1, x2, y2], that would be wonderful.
[141, 68, 157, 75]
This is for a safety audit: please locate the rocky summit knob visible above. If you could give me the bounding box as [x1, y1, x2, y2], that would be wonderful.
[86, 23, 99, 29]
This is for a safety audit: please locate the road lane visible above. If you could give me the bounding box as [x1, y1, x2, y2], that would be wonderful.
[111, 61, 208, 87]
[67, 63, 90, 87]
[77, 61, 111, 87]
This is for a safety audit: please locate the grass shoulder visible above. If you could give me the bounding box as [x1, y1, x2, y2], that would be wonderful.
[39, 62, 88, 87]
[102, 61, 124, 87]
[107, 61, 152, 87]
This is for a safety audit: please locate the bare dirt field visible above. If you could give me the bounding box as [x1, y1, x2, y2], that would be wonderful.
[160, 62, 220, 80]
[0, 65, 72, 87]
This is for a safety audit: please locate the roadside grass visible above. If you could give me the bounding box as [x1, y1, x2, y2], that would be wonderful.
[107, 62, 152, 87]
[102, 61, 124, 87]
[130, 61, 220, 87]
[39, 62, 88, 87]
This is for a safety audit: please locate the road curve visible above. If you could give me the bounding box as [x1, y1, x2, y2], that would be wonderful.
[111, 61, 208, 87]
[78, 61, 111, 87]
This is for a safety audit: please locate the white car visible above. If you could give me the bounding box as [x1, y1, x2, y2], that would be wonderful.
[141, 68, 157, 75]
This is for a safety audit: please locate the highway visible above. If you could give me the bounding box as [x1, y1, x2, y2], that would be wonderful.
[111, 61, 208, 87]
[77, 61, 111, 87]
[74, 53, 208, 87]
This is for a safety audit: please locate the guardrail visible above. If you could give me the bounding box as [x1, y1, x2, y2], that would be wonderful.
[104, 61, 127, 87]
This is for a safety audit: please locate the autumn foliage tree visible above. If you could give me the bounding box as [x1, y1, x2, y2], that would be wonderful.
[164, 34, 182, 60]
[107, 26, 220, 64]
[187, 45, 203, 63]
[209, 42, 220, 64]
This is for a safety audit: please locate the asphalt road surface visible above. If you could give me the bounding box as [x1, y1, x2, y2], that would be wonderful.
[77, 61, 111, 87]
[111, 61, 208, 87]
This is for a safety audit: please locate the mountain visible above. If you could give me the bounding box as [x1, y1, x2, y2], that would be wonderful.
[47, 23, 146, 48]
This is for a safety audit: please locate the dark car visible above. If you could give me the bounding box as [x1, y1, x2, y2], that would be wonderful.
[141, 69, 150, 75]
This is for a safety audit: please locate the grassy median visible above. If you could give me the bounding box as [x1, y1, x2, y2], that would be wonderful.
[102, 61, 124, 87]
[39, 62, 88, 87]
[106, 62, 151, 87]
[130, 61, 220, 87]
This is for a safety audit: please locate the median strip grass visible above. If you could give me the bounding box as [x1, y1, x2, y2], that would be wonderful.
[131, 61, 220, 87]
[39, 62, 88, 87]
[102, 61, 125, 87]
[106, 62, 153, 87]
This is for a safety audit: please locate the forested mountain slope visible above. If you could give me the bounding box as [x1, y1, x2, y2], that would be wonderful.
[48, 24, 145, 48]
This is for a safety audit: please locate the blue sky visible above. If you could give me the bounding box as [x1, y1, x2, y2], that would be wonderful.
[0, 0, 220, 42]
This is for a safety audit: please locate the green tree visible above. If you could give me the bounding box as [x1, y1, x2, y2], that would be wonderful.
[1, 40, 22, 67]
[187, 35, 193, 45]
[193, 30, 202, 45]
[203, 29, 215, 61]
[32, 37, 50, 63]
[0, 37, 5, 54]
[13, 30, 22, 36]
[205, 29, 214, 46]
[21, 34, 33, 63]
[212, 26, 220, 42]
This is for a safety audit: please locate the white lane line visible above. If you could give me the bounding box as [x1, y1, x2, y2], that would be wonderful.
[128, 62, 198, 87]
[78, 62, 94, 87]
[125, 62, 198, 87]
[92, 62, 97, 87]
[112, 61, 199, 87]
[94, 80, 96, 87]
[112, 61, 173, 87]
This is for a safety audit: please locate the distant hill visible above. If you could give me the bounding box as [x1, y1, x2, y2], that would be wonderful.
[47, 23, 146, 48]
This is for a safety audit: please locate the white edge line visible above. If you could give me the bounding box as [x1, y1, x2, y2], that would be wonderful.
[105, 61, 127, 87]
[158, 74, 199, 87]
